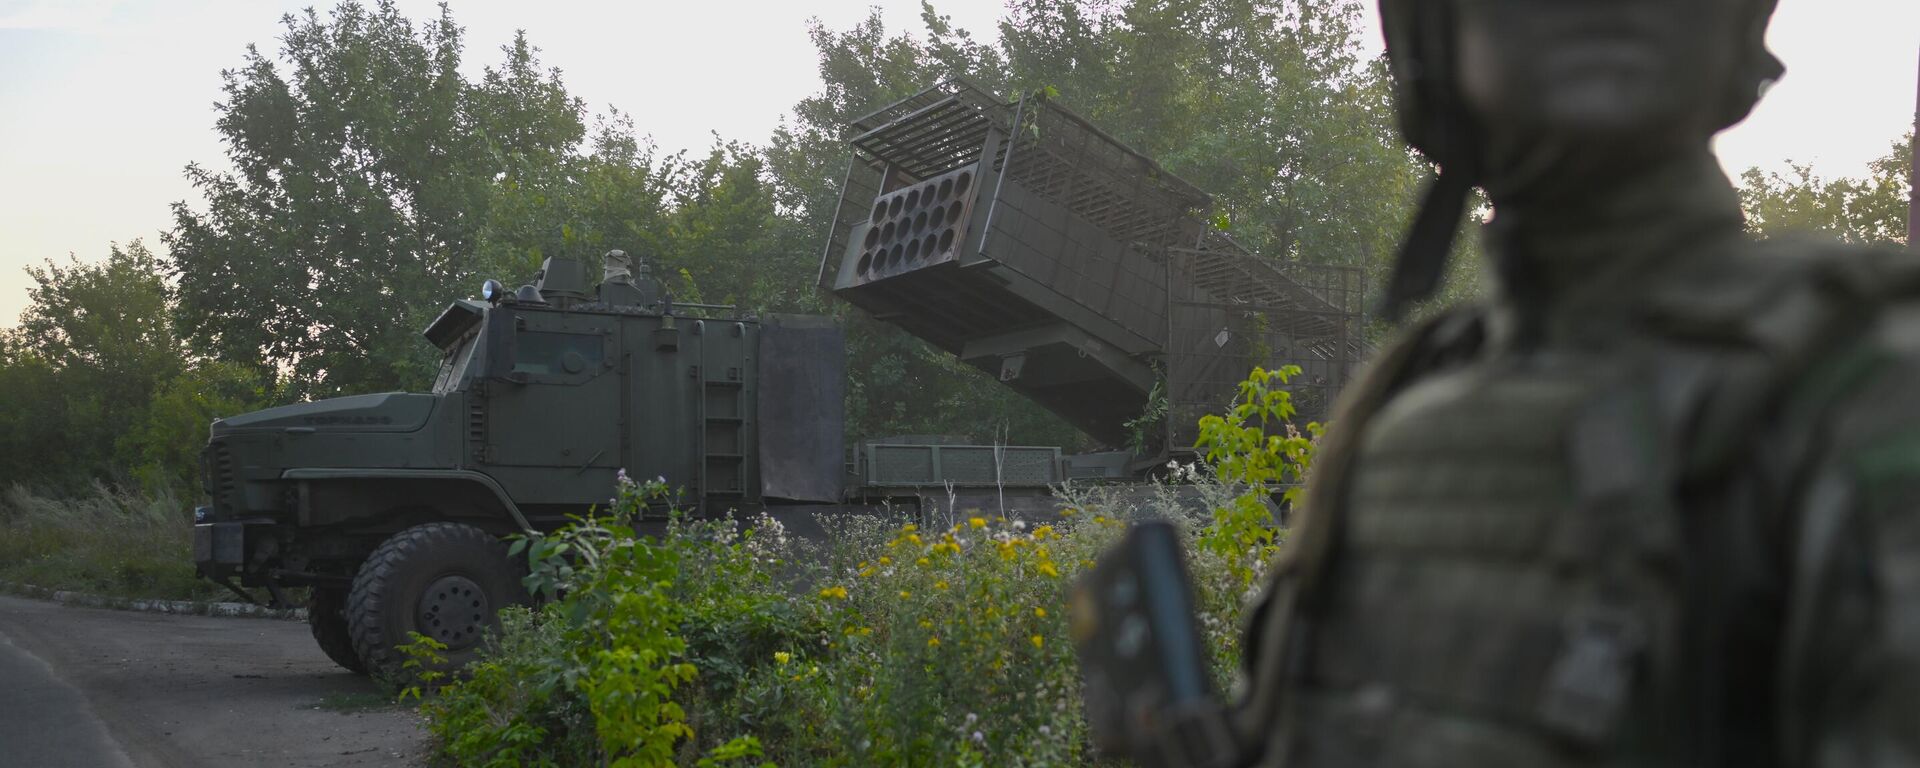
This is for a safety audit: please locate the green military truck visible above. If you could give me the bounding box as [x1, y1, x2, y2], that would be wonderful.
[193, 254, 846, 677]
[197, 80, 1367, 679]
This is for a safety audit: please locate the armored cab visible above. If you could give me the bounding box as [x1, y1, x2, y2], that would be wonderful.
[821, 80, 1366, 454]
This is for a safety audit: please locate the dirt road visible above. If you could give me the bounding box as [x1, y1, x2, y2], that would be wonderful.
[0, 594, 427, 767]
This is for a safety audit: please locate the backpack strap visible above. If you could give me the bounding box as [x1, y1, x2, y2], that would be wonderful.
[1619, 239, 1913, 765]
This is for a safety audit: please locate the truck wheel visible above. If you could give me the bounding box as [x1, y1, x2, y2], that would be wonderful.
[347, 522, 529, 682]
[309, 587, 366, 674]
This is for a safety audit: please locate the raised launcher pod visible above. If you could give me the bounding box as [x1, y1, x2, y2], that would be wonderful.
[820, 80, 1213, 447]
[822, 79, 1368, 453]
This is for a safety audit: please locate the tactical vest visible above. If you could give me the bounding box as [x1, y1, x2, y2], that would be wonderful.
[1233, 239, 1920, 768]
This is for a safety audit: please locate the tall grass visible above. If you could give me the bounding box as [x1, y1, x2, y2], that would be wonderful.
[0, 483, 218, 601]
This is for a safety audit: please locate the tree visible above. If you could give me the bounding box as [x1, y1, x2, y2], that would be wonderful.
[1739, 132, 1913, 247]
[166, 1, 585, 398]
[473, 112, 678, 284]
[3, 241, 183, 488]
[122, 361, 273, 499]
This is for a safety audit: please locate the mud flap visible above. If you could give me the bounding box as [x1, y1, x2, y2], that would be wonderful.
[757, 314, 846, 503]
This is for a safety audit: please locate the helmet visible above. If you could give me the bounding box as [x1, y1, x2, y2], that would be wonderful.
[1372, 0, 1784, 321]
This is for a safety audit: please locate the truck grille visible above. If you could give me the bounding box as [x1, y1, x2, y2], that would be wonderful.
[205, 442, 236, 498]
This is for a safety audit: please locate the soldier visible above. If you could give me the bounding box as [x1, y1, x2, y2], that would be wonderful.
[1229, 0, 1920, 766]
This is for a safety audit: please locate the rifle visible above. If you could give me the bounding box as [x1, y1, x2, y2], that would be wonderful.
[1071, 521, 1247, 768]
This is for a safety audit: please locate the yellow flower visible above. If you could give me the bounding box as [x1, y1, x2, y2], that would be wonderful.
[818, 586, 849, 600]
[919, 618, 934, 629]
[927, 636, 941, 648]
[1037, 562, 1060, 578]
[934, 580, 950, 591]
[1034, 607, 1047, 618]
[907, 533, 923, 545]
[899, 590, 911, 599]
[1032, 525, 1055, 540]
[878, 556, 892, 565]
[916, 557, 931, 567]
[1061, 507, 1077, 517]
[1030, 635, 1045, 649]
[969, 516, 987, 529]
[774, 651, 792, 665]
[902, 523, 918, 532]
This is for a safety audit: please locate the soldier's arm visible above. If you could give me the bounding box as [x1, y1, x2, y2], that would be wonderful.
[1783, 330, 1920, 766]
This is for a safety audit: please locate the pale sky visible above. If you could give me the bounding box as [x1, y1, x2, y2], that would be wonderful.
[1, 0, 1915, 327]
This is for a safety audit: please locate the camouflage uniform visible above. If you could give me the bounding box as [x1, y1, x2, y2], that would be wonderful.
[1229, 1, 1920, 766]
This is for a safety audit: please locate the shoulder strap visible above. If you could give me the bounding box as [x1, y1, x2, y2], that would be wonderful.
[1633, 239, 1919, 766]
[1230, 305, 1486, 755]
[1639, 238, 1904, 482]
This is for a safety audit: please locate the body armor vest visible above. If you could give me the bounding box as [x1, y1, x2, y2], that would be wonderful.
[1239, 240, 1920, 768]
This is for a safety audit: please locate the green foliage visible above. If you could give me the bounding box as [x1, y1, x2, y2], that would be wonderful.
[0, 483, 218, 601]
[1740, 132, 1913, 247]
[1123, 378, 1169, 454]
[422, 478, 1289, 765]
[166, 0, 585, 398]
[426, 478, 750, 766]
[121, 361, 274, 498]
[0, 241, 209, 493]
[0, 239, 275, 499]
[395, 632, 451, 702]
[418, 368, 1322, 764]
[1193, 366, 1319, 594]
[423, 605, 589, 767]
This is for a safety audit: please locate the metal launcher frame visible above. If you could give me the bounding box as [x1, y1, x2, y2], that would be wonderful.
[821, 79, 1365, 451]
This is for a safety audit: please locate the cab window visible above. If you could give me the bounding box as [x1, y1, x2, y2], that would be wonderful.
[513, 331, 603, 376]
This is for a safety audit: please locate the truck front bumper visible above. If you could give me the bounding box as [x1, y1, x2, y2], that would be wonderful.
[192, 520, 272, 581]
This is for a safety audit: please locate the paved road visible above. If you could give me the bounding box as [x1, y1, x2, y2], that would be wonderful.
[0, 594, 426, 767]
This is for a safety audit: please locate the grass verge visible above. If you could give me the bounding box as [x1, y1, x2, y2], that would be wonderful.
[0, 483, 222, 602]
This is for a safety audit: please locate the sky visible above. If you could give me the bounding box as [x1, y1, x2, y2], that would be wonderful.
[0, 0, 1915, 328]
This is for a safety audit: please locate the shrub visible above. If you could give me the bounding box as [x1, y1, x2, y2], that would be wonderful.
[421, 367, 1321, 766]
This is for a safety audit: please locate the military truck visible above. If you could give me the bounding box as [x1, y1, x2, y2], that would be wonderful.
[196, 80, 1369, 678]
[193, 254, 846, 677]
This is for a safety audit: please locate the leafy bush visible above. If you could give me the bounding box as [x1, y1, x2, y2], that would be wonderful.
[421, 368, 1320, 766]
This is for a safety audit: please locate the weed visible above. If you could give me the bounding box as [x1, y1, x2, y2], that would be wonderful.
[0, 483, 218, 601]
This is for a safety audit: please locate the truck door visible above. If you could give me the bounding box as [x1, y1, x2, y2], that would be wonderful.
[485, 312, 621, 507]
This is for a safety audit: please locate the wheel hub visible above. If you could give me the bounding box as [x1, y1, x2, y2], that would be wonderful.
[416, 574, 490, 650]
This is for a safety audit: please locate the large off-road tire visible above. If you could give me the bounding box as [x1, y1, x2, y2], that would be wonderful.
[309, 587, 367, 674]
[347, 522, 529, 682]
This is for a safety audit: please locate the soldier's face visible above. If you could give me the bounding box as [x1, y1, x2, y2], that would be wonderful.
[1455, 0, 1745, 146]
